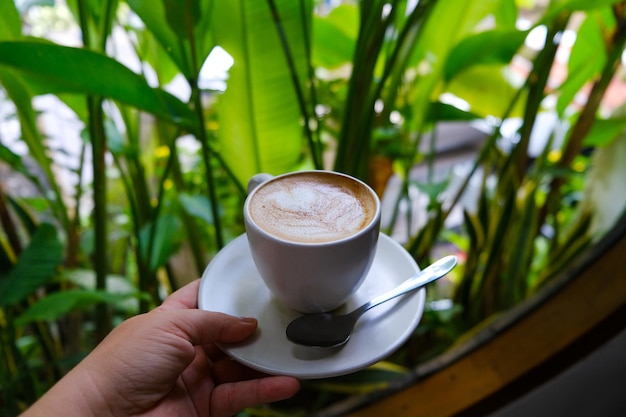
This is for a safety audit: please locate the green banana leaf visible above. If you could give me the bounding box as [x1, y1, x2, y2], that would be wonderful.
[15, 289, 141, 326]
[446, 65, 526, 118]
[178, 193, 214, 225]
[556, 12, 607, 115]
[126, 0, 215, 79]
[211, 0, 312, 187]
[0, 4, 70, 225]
[405, 0, 508, 134]
[539, 0, 625, 25]
[312, 4, 358, 68]
[0, 0, 21, 40]
[0, 41, 197, 132]
[139, 214, 183, 271]
[0, 223, 63, 307]
[0, 67, 70, 229]
[444, 28, 529, 82]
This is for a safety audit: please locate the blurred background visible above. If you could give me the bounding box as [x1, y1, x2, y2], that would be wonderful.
[1, 0, 625, 415]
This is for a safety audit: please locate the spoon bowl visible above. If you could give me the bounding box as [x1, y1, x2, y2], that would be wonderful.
[286, 255, 457, 348]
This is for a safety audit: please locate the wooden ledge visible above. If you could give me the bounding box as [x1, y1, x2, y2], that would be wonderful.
[319, 218, 626, 417]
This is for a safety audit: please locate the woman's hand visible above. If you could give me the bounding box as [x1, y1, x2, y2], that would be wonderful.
[22, 280, 300, 417]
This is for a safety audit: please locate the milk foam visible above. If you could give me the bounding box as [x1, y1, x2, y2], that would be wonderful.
[249, 174, 375, 243]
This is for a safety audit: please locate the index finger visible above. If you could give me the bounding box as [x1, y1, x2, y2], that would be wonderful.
[158, 279, 201, 311]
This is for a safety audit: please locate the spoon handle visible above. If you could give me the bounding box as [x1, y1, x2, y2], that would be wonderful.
[355, 255, 457, 316]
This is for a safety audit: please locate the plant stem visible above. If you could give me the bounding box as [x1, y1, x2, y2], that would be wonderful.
[77, 0, 111, 341]
[147, 136, 178, 288]
[193, 97, 224, 249]
[184, 0, 224, 250]
[267, 0, 322, 169]
[112, 147, 154, 311]
[299, 0, 323, 166]
[335, 1, 396, 179]
[66, 143, 86, 269]
[88, 97, 111, 340]
[168, 145, 208, 278]
[514, 12, 570, 183]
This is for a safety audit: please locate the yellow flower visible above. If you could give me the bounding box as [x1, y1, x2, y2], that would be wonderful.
[573, 160, 586, 173]
[547, 149, 561, 163]
[154, 145, 170, 158]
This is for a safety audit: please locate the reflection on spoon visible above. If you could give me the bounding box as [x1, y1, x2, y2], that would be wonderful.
[285, 255, 457, 348]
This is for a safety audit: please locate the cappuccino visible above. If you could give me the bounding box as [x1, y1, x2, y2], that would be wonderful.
[248, 172, 377, 243]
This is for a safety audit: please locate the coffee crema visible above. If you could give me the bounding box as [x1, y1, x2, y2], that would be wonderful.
[248, 172, 377, 243]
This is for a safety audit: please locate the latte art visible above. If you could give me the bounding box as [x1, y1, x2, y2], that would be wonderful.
[249, 173, 376, 243]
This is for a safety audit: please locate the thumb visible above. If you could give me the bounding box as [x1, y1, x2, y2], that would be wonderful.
[149, 309, 259, 347]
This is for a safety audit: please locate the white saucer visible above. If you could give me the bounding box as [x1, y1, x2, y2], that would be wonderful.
[198, 233, 424, 379]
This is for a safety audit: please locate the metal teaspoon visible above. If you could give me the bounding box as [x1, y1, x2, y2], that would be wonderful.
[285, 255, 457, 348]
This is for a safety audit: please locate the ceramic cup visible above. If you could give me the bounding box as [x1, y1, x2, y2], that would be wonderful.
[244, 170, 381, 313]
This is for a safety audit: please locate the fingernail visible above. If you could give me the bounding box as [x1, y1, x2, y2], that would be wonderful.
[239, 317, 257, 325]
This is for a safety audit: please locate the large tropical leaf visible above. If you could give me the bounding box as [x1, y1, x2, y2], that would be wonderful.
[0, 67, 70, 228]
[444, 28, 529, 82]
[556, 12, 607, 115]
[312, 4, 358, 68]
[539, 0, 625, 24]
[15, 289, 139, 325]
[139, 214, 184, 271]
[126, 0, 216, 79]
[212, 0, 312, 187]
[446, 65, 526, 118]
[0, 223, 63, 307]
[0, 41, 197, 131]
[124, 23, 181, 87]
[0, 0, 21, 40]
[405, 0, 506, 133]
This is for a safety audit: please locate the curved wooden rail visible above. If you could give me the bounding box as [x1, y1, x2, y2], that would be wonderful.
[318, 216, 626, 417]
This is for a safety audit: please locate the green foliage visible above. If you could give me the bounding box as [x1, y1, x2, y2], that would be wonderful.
[16, 289, 139, 326]
[1, 0, 625, 414]
[212, 0, 315, 185]
[0, 41, 197, 129]
[0, 224, 62, 307]
[444, 29, 530, 82]
[126, 0, 215, 79]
